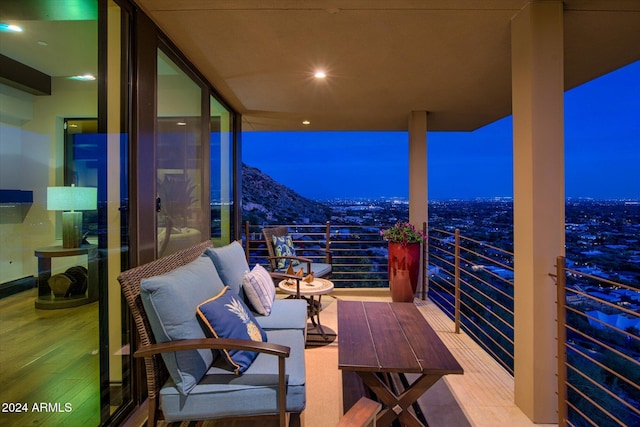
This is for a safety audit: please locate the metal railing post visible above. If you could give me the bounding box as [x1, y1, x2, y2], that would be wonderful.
[325, 221, 331, 263]
[454, 228, 461, 334]
[244, 221, 250, 262]
[422, 221, 427, 300]
[556, 256, 567, 427]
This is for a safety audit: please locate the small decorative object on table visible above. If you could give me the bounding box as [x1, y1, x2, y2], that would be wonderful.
[381, 221, 426, 302]
[285, 264, 314, 283]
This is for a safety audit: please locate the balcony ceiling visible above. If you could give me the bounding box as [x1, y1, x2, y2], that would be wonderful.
[2, 1, 638, 132]
[135, 0, 640, 132]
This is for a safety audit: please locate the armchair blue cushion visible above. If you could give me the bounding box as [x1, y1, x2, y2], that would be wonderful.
[140, 255, 224, 394]
[159, 328, 306, 421]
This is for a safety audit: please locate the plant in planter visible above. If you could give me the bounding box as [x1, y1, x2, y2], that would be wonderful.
[380, 221, 425, 246]
[380, 221, 426, 302]
[157, 175, 197, 256]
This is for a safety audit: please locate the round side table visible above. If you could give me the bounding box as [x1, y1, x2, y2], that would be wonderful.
[34, 245, 98, 309]
[278, 277, 334, 339]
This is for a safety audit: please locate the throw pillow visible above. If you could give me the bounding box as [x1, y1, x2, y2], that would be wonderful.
[272, 234, 299, 269]
[242, 264, 276, 316]
[197, 286, 268, 375]
[204, 241, 249, 297]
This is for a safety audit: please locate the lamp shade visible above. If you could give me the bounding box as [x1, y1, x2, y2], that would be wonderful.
[47, 186, 97, 211]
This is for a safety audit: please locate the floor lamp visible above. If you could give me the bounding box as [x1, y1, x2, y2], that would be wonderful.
[47, 185, 97, 248]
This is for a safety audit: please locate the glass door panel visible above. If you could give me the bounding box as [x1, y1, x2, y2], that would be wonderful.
[0, 2, 103, 426]
[210, 96, 233, 246]
[156, 49, 204, 257]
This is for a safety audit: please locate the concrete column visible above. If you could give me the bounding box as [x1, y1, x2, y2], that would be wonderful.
[408, 111, 428, 227]
[511, 1, 564, 423]
[409, 111, 428, 296]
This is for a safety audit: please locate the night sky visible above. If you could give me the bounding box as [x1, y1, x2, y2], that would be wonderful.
[243, 61, 639, 201]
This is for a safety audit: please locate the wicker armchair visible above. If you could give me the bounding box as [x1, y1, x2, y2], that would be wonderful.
[118, 241, 296, 427]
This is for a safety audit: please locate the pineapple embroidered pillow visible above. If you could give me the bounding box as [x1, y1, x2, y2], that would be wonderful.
[196, 286, 268, 374]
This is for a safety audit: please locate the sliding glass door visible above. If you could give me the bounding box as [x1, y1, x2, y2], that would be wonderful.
[0, 1, 132, 425]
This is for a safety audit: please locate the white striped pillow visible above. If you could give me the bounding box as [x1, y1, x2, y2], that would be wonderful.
[242, 264, 276, 316]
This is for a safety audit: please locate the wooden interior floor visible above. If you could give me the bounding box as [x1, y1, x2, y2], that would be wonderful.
[0, 287, 100, 427]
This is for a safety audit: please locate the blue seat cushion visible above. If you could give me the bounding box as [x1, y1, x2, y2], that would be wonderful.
[140, 255, 225, 394]
[197, 287, 267, 375]
[205, 242, 249, 298]
[159, 328, 306, 421]
[255, 299, 307, 332]
[275, 262, 332, 278]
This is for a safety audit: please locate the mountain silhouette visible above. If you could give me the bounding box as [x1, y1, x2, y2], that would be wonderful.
[241, 163, 332, 225]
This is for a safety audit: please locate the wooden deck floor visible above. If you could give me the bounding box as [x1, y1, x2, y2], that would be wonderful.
[2, 288, 557, 427]
[411, 297, 557, 427]
[328, 292, 558, 427]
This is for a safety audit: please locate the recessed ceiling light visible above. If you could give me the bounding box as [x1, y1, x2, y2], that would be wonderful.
[302, 120, 310, 125]
[176, 121, 187, 126]
[314, 71, 326, 79]
[0, 23, 23, 32]
[69, 74, 96, 81]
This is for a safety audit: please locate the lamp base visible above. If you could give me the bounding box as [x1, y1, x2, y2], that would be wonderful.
[61, 211, 83, 248]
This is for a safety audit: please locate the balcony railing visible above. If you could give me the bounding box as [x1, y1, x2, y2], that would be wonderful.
[427, 228, 515, 374]
[555, 256, 640, 427]
[243, 222, 639, 426]
[243, 221, 392, 288]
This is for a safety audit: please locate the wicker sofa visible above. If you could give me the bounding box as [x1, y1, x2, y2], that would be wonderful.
[118, 240, 307, 427]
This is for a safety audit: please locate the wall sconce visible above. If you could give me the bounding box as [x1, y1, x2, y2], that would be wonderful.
[47, 185, 97, 248]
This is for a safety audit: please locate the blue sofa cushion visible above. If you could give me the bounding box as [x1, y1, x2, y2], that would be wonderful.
[272, 235, 299, 269]
[197, 286, 267, 375]
[242, 264, 276, 316]
[140, 255, 224, 394]
[205, 242, 249, 298]
[255, 299, 308, 332]
[159, 328, 306, 421]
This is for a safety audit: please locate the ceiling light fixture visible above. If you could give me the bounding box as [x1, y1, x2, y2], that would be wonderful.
[69, 74, 96, 81]
[0, 23, 23, 32]
[302, 120, 310, 125]
[314, 71, 326, 79]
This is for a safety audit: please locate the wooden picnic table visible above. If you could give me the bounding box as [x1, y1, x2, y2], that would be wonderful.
[338, 300, 464, 426]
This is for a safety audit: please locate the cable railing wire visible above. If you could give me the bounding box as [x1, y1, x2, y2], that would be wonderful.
[556, 256, 640, 427]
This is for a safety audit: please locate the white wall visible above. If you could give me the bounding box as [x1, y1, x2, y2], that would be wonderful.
[0, 79, 97, 284]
